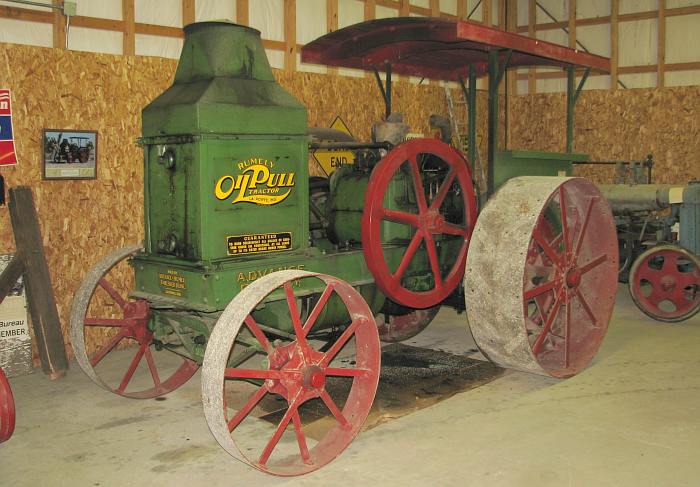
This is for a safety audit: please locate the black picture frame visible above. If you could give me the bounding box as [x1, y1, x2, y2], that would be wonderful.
[42, 129, 98, 180]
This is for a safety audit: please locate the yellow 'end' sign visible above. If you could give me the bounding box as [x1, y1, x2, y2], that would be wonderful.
[312, 117, 356, 176]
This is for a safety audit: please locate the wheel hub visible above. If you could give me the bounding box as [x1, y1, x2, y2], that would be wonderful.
[303, 366, 326, 389]
[660, 275, 676, 292]
[123, 299, 151, 341]
[565, 267, 582, 288]
[422, 210, 444, 233]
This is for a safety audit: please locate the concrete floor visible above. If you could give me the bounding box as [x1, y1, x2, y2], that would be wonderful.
[2, 289, 700, 486]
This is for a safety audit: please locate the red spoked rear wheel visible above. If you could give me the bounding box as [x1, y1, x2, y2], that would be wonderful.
[465, 177, 618, 378]
[70, 245, 199, 398]
[362, 139, 478, 309]
[0, 368, 15, 443]
[629, 245, 700, 322]
[202, 270, 380, 476]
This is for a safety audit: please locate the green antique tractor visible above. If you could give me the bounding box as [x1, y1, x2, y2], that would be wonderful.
[70, 20, 619, 476]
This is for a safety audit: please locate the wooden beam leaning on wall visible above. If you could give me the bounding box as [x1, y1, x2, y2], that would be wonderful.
[8, 188, 68, 380]
[122, 0, 135, 55]
[284, 0, 296, 72]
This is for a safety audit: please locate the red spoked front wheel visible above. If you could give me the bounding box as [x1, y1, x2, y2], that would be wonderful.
[0, 368, 15, 443]
[629, 245, 700, 322]
[465, 177, 618, 378]
[202, 270, 380, 476]
[70, 245, 199, 398]
[362, 138, 478, 309]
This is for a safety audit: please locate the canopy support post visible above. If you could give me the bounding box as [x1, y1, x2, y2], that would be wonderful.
[566, 66, 590, 153]
[373, 62, 392, 119]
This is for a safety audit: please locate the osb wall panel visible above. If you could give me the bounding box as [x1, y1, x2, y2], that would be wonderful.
[509, 87, 700, 184]
[0, 43, 451, 359]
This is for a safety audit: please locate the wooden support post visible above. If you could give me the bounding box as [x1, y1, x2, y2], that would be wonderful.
[658, 0, 666, 88]
[365, 0, 376, 19]
[457, 0, 466, 19]
[430, 0, 440, 17]
[506, 0, 517, 148]
[52, 0, 66, 49]
[182, 0, 195, 26]
[284, 0, 296, 72]
[0, 253, 24, 307]
[429, 0, 440, 84]
[611, 0, 619, 90]
[8, 188, 68, 379]
[236, 0, 249, 26]
[327, 0, 338, 76]
[528, 0, 536, 94]
[364, 0, 376, 79]
[568, 0, 576, 48]
[483, 0, 492, 25]
[122, 0, 135, 55]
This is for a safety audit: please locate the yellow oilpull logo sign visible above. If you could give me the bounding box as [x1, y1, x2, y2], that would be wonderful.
[215, 157, 295, 205]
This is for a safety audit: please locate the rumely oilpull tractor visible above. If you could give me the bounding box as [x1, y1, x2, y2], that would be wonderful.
[70, 19, 619, 475]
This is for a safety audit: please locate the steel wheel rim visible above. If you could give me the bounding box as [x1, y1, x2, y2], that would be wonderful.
[0, 368, 15, 443]
[202, 270, 380, 476]
[629, 246, 700, 322]
[465, 177, 618, 378]
[362, 138, 478, 309]
[69, 245, 199, 398]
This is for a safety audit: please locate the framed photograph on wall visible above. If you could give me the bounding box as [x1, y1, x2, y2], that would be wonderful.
[42, 129, 97, 180]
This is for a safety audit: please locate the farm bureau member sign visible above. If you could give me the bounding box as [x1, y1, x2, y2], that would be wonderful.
[0, 89, 17, 166]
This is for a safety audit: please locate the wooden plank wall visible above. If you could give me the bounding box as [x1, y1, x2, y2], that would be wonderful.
[510, 86, 700, 184]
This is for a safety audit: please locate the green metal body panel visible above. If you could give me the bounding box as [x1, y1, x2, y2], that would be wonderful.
[493, 150, 588, 190]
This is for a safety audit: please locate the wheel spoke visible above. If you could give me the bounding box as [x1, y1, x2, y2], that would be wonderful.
[559, 186, 571, 254]
[117, 341, 148, 393]
[532, 226, 562, 268]
[84, 317, 128, 327]
[575, 197, 596, 255]
[143, 348, 162, 387]
[284, 282, 306, 341]
[321, 319, 362, 366]
[661, 253, 679, 272]
[320, 390, 350, 429]
[424, 233, 443, 290]
[580, 254, 607, 275]
[291, 409, 311, 464]
[244, 315, 273, 354]
[573, 288, 598, 326]
[392, 230, 424, 282]
[98, 278, 127, 309]
[382, 208, 420, 227]
[677, 272, 700, 289]
[524, 280, 557, 300]
[259, 396, 301, 466]
[532, 289, 564, 354]
[436, 221, 468, 236]
[429, 170, 456, 212]
[227, 386, 268, 432]
[303, 283, 336, 337]
[409, 154, 429, 213]
[324, 367, 370, 377]
[89, 329, 129, 366]
[224, 368, 283, 380]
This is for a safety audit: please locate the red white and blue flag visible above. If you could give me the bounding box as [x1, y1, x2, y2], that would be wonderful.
[0, 89, 17, 166]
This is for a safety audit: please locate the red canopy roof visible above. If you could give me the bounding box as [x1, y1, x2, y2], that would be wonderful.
[301, 17, 610, 81]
